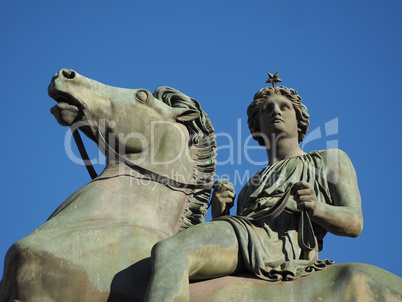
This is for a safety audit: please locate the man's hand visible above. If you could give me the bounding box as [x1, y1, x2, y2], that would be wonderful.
[292, 181, 317, 216]
[211, 179, 235, 219]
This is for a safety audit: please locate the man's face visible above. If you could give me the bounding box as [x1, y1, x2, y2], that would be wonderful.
[258, 94, 299, 144]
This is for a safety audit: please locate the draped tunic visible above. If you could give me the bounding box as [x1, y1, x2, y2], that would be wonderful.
[216, 150, 333, 281]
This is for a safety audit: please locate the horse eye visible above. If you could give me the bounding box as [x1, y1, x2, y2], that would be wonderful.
[135, 91, 148, 103]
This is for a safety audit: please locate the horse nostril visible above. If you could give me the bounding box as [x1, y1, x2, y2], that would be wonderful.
[62, 70, 76, 80]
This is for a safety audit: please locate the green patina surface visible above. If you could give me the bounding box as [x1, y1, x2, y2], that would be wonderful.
[1, 70, 401, 302]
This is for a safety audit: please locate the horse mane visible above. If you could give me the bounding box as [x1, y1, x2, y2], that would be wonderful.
[153, 87, 217, 230]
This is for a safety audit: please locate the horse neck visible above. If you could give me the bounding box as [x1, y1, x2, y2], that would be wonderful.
[104, 149, 194, 184]
[98, 161, 194, 237]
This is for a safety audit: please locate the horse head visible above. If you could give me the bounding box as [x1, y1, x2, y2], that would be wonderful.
[49, 69, 203, 165]
[48, 68, 217, 229]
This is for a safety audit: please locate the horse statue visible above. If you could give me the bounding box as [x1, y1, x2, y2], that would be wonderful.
[0, 69, 217, 301]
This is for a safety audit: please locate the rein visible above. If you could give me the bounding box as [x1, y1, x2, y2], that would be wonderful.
[70, 105, 215, 192]
[233, 184, 316, 252]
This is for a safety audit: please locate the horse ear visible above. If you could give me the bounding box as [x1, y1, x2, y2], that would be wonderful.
[174, 108, 200, 122]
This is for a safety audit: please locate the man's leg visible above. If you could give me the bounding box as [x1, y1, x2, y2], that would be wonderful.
[145, 220, 243, 301]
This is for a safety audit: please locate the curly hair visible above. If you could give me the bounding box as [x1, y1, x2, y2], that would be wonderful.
[247, 86, 309, 145]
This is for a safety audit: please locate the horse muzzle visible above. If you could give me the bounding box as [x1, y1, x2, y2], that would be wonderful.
[48, 69, 88, 126]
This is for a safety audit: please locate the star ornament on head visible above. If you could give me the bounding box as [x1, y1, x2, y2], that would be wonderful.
[265, 72, 282, 88]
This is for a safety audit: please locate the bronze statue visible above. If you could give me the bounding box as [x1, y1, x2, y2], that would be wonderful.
[1, 70, 401, 301]
[145, 74, 401, 301]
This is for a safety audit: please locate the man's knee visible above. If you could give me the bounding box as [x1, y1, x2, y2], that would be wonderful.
[151, 239, 180, 263]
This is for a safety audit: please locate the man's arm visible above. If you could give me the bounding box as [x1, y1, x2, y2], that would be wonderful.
[294, 149, 363, 237]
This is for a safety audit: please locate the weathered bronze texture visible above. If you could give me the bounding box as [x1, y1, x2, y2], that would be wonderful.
[144, 81, 402, 301]
[0, 69, 217, 301]
[1, 70, 401, 302]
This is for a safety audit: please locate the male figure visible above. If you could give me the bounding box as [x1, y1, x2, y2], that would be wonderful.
[145, 83, 363, 301]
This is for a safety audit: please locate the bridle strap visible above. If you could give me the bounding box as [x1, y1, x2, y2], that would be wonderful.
[70, 126, 98, 180]
[247, 187, 292, 222]
[70, 106, 214, 191]
[244, 184, 316, 252]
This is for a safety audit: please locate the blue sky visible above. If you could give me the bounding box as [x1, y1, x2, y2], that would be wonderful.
[1, 0, 401, 281]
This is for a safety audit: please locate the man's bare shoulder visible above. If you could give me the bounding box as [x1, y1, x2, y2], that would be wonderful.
[315, 149, 352, 166]
[315, 149, 356, 183]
